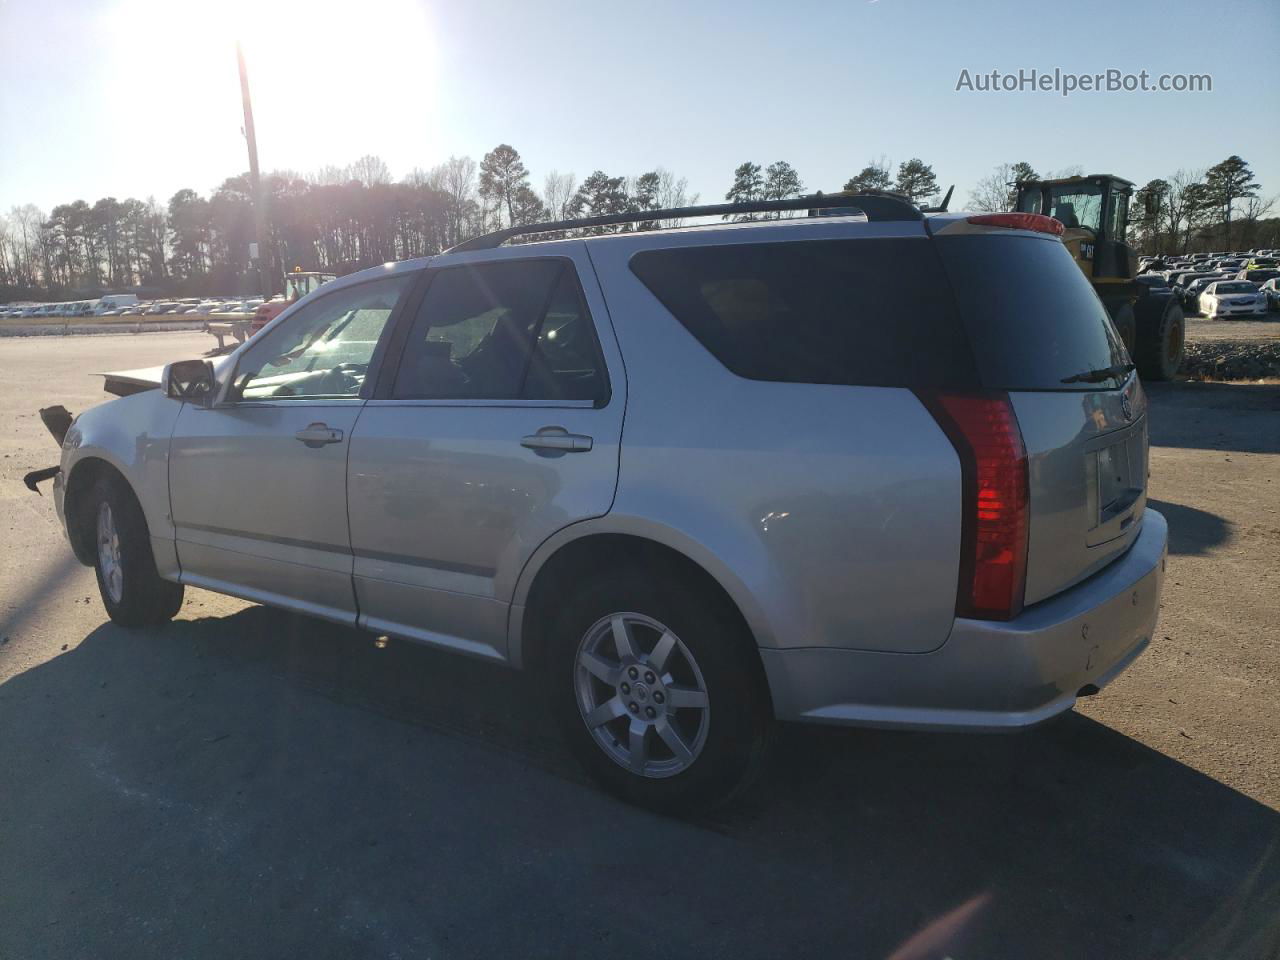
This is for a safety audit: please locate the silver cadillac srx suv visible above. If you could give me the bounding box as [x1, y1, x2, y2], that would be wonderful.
[42, 195, 1168, 813]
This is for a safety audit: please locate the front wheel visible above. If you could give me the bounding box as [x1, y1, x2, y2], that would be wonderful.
[1135, 300, 1185, 381]
[546, 570, 772, 815]
[90, 474, 184, 626]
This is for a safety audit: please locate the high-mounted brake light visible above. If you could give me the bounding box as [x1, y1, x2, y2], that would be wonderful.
[965, 213, 1064, 236]
[917, 391, 1029, 621]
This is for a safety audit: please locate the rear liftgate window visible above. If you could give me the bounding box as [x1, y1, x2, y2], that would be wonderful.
[934, 235, 1131, 391]
[629, 238, 978, 389]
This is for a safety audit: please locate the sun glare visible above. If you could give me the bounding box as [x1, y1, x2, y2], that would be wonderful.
[103, 0, 436, 177]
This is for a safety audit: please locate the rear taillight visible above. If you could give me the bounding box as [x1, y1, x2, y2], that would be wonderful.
[966, 213, 1065, 236]
[918, 391, 1029, 621]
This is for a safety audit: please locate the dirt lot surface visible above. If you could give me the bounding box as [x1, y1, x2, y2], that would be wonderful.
[1, 332, 1277, 959]
[1186, 317, 1280, 341]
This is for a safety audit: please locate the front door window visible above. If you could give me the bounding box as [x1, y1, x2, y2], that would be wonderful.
[232, 275, 411, 400]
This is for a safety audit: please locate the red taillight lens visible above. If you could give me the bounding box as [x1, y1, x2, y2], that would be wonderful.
[966, 213, 1065, 236]
[919, 392, 1029, 620]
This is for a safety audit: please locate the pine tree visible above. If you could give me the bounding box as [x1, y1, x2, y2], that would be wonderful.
[894, 159, 938, 205]
[1204, 156, 1258, 247]
[724, 162, 764, 219]
[478, 144, 531, 229]
[843, 163, 892, 193]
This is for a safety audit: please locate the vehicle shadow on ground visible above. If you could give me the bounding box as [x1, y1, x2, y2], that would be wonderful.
[1147, 498, 1231, 556]
[1146, 381, 1280, 455]
[1, 606, 1277, 960]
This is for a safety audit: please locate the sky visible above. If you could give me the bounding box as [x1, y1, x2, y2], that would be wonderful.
[1, 0, 1278, 214]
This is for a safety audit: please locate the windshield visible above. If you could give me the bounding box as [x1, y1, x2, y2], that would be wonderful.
[1046, 183, 1103, 231]
[1215, 282, 1256, 294]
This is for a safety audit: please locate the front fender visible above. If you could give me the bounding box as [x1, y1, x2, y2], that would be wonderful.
[62, 391, 184, 572]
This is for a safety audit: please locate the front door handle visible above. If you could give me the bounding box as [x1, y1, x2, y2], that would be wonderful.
[295, 422, 344, 447]
[521, 427, 593, 453]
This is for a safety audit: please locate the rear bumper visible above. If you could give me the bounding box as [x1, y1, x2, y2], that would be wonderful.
[761, 509, 1167, 731]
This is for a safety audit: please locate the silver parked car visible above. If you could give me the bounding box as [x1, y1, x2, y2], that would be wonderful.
[37, 195, 1167, 813]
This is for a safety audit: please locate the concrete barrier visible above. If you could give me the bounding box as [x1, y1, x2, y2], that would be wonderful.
[0, 319, 206, 338]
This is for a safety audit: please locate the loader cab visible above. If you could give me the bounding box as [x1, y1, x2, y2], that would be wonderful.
[1015, 175, 1135, 282]
[284, 271, 337, 301]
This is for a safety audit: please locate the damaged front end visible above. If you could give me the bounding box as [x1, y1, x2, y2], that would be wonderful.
[22, 405, 74, 495]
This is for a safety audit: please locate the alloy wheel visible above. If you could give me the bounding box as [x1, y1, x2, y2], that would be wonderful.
[97, 501, 124, 604]
[574, 612, 711, 779]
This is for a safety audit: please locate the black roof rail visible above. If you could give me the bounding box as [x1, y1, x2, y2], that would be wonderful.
[446, 192, 923, 253]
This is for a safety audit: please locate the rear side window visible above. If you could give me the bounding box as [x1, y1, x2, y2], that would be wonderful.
[629, 238, 977, 388]
[391, 259, 609, 403]
[935, 235, 1130, 391]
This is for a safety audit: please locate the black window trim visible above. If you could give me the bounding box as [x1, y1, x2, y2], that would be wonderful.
[371, 254, 613, 408]
[221, 271, 421, 406]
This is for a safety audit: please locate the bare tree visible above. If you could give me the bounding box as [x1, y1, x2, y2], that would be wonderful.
[652, 168, 697, 227]
[402, 167, 431, 188]
[542, 170, 578, 221]
[440, 155, 477, 244]
[968, 163, 1015, 213]
[1238, 194, 1277, 249]
[308, 164, 350, 186]
[7, 204, 43, 288]
[1164, 169, 1206, 254]
[350, 154, 392, 188]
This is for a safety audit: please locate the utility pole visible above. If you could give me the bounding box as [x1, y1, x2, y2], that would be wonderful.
[236, 41, 272, 298]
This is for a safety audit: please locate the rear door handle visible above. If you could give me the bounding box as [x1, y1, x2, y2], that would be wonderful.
[521, 428, 593, 453]
[295, 422, 344, 447]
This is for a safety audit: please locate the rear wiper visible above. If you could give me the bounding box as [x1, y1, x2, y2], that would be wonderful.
[1060, 362, 1135, 384]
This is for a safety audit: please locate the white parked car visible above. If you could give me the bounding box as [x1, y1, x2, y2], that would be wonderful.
[95, 294, 140, 314]
[1259, 278, 1280, 311]
[1199, 281, 1267, 318]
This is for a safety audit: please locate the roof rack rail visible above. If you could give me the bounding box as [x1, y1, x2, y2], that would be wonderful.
[446, 192, 923, 253]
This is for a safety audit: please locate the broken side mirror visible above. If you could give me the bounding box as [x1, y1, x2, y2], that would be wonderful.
[162, 359, 216, 406]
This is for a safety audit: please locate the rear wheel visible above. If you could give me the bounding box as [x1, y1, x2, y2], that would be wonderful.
[1135, 299, 1185, 381]
[90, 474, 184, 626]
[546, 569, 772, 815]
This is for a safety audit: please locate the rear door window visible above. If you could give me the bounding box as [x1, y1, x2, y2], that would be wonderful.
[935, 235, 1130, 390]
[391, 259, 609, 403]
[629, 238, 978, 389]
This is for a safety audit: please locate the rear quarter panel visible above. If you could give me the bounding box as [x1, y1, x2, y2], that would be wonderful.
[584, 226, 963, 654]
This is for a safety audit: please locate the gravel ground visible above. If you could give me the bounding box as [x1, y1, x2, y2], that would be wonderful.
[1182, 318, 1280, 379]
[1185, 317, 1280, 342]
[0, 332, 1277, 959]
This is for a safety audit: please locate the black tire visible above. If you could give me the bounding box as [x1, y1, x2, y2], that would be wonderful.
[89, 473, 184, 626]
[1109, 301, 1137, 356]
[545, 567, 772, 816]
[1135, 299, 1185, 381]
